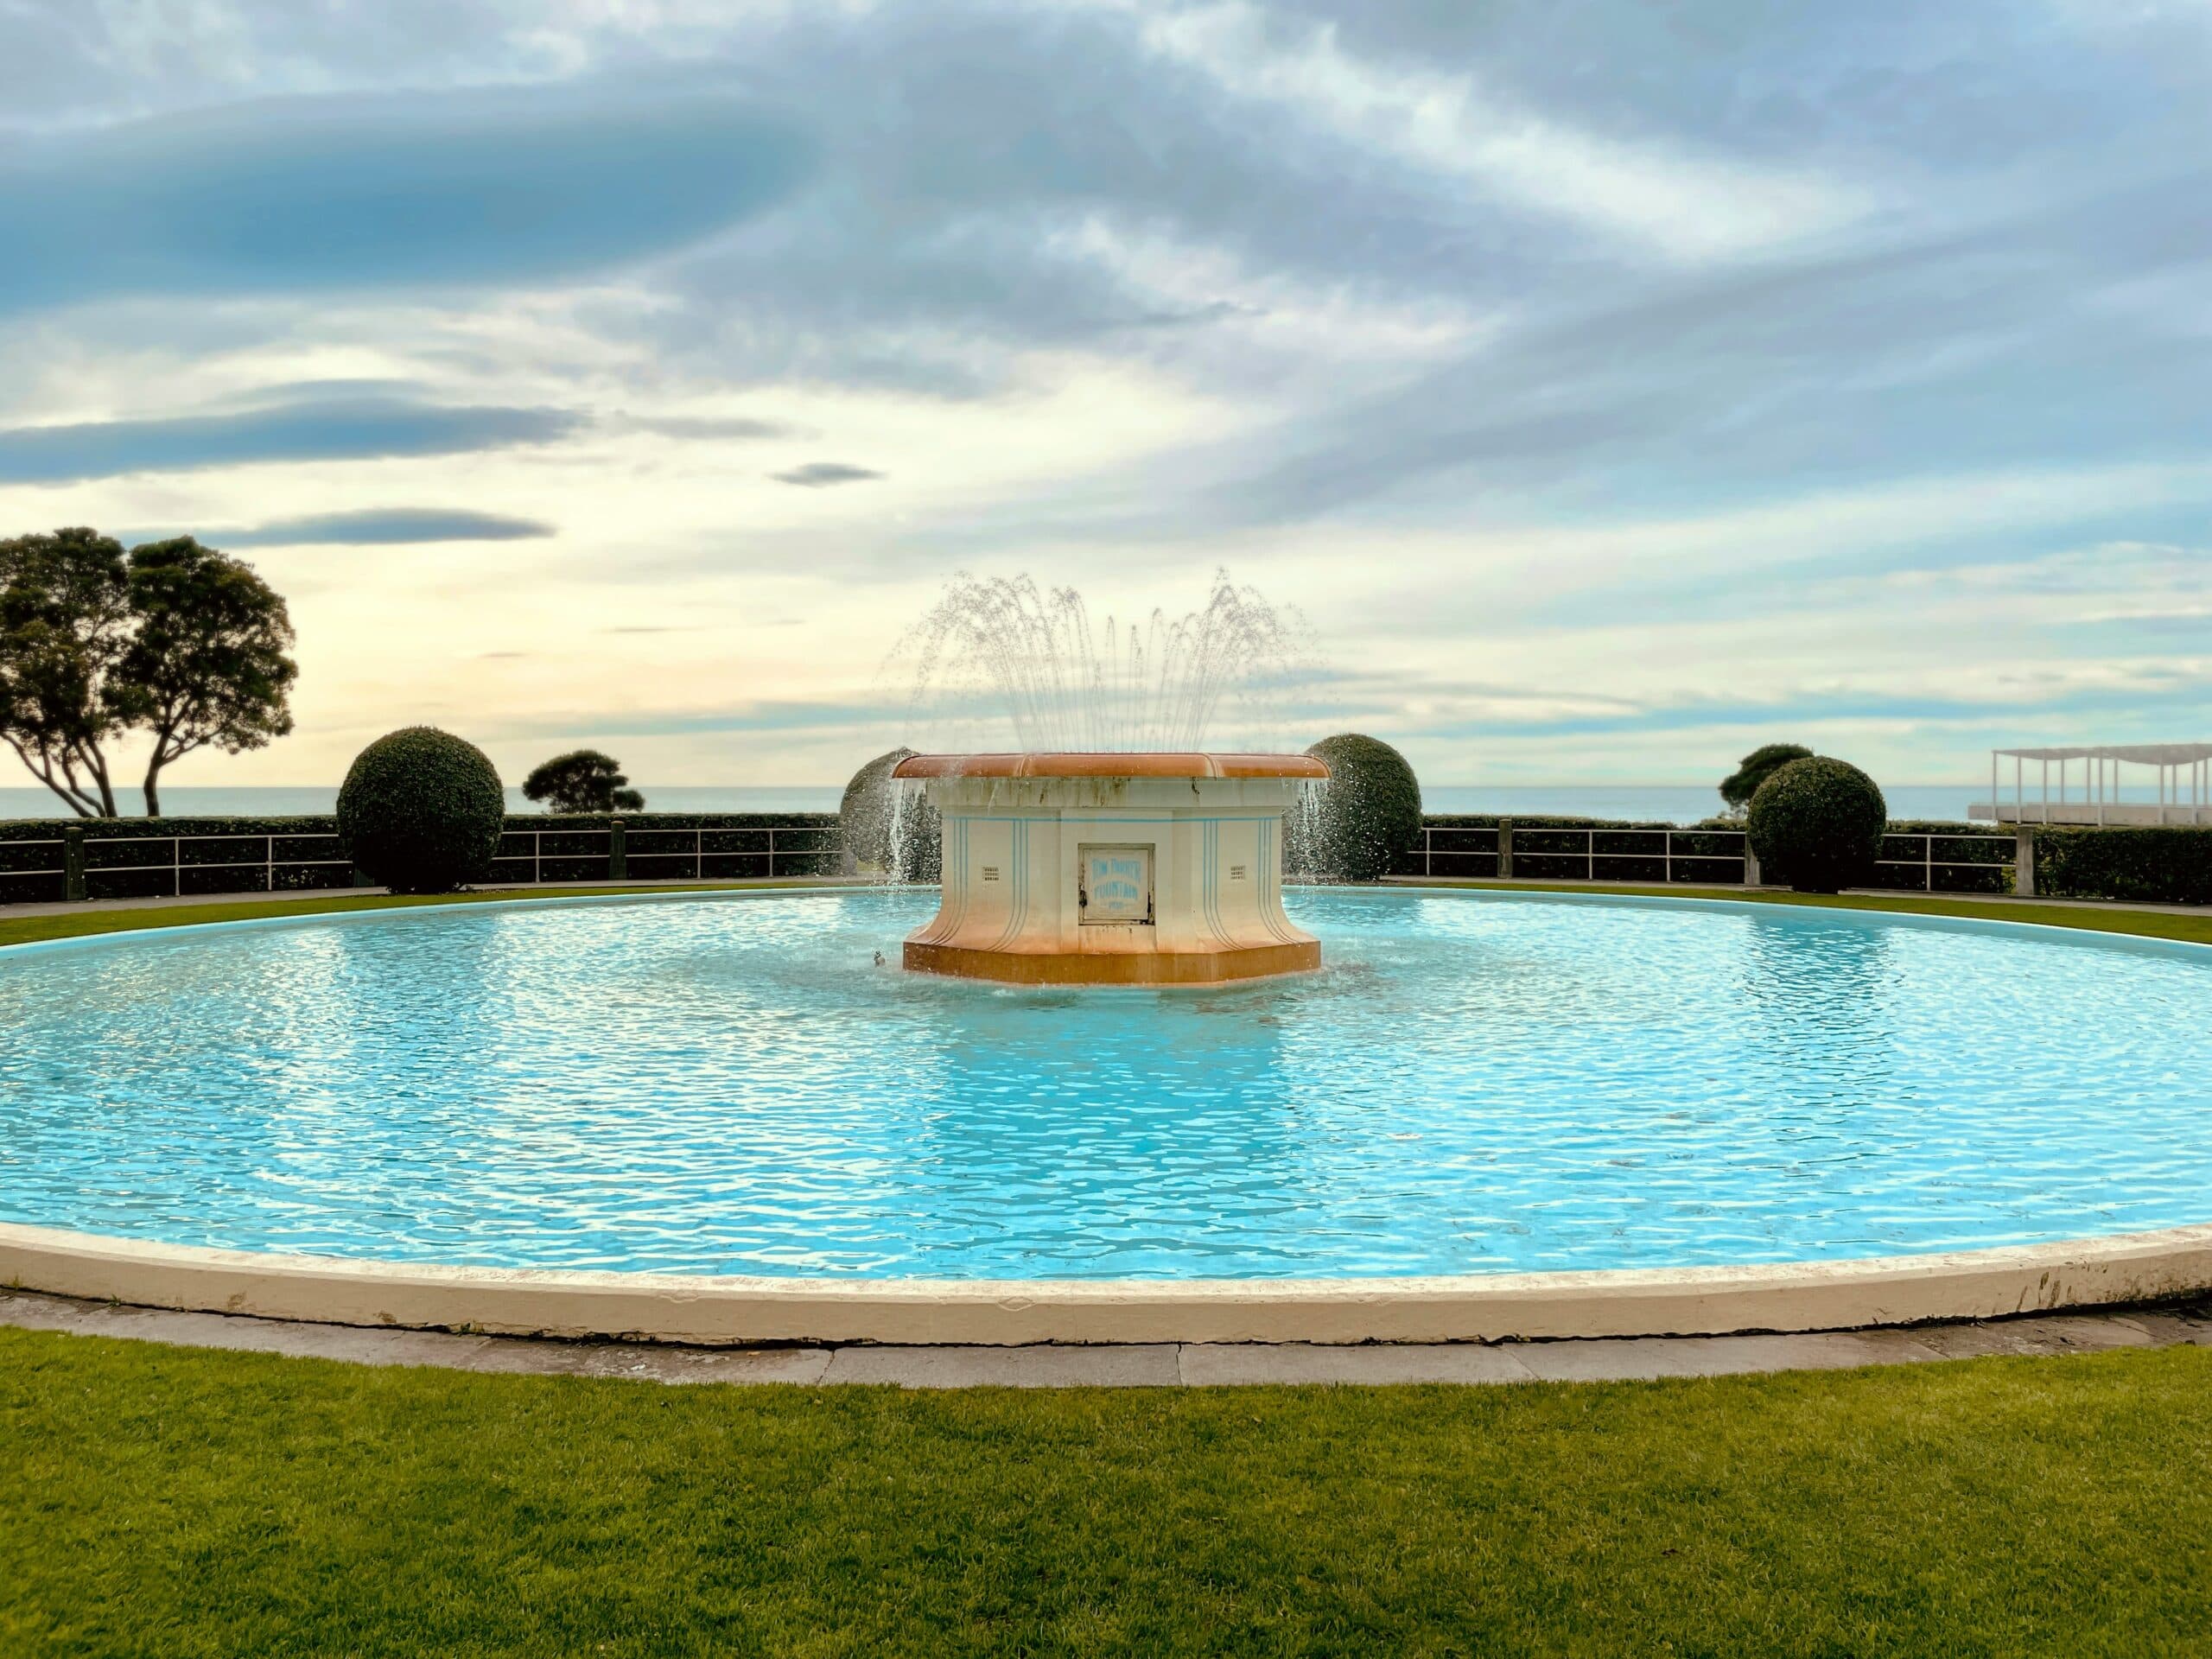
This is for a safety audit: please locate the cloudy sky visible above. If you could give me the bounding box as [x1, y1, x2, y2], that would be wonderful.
[3, 0, 2208, 788]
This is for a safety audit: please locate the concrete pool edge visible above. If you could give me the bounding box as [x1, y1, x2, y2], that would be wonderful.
[6, 1220, 2212, 1347]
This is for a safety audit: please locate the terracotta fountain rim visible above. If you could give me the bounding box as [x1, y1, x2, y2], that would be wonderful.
[891, 751, 1330, 780]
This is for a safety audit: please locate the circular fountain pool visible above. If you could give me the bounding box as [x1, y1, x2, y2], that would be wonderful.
[3, 887, 2208, 1287]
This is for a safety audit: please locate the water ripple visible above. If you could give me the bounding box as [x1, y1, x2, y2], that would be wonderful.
[0, 889, 2207, 1279]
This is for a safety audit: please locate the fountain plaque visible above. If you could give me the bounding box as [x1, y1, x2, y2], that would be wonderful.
[1079, 845, 1153, 925]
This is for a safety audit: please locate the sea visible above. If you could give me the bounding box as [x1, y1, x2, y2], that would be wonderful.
[0, 783, 1998, 824]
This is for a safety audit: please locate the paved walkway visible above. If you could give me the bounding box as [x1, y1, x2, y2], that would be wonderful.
[5, 1287, 2206, 1388]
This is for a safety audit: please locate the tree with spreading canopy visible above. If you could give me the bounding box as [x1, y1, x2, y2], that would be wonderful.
[114, 538, 298, 817]
[522, 749, 645, 814]
[0, 528, 296, 817]
[1719, 742, 1814, 817]
[0, 529, 135, 817]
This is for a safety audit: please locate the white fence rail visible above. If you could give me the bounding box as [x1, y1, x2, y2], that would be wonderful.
[1408, 826, 2017, 893]
[0, 822, 842, 905]
[0, 820, 2047, 906]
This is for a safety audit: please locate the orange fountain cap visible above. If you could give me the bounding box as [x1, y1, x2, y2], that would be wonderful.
[890, 751, 1330, 780]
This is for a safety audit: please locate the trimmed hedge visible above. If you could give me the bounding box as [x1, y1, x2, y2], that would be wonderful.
[1301, 734, 1423, 883]
[1878, 821, 2012, 896]
[21, 810, 2202, 906]
[0, 815, 351, 905]
[0, 810, 846, 905]
[338, 728, 506, 894]
[1402, 815, 1750, 884]
[2036, 826, 2212, 906]
[500, 814, 841, 885]
[1398, 814, 2013, 893]
[1748, 757, 1888, 893]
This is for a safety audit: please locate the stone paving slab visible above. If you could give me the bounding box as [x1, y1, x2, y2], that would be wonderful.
[822, 1343, 1183, 1388]
[5, 1288, 2208, 1388]
[1507, 1328, 1948, 1382]
[1906, 1313, 2164, 1358]
[1179, 1341, 1538, 1385]
[460, 1338, 832, 1385]
[0, 1290, 499, 1368]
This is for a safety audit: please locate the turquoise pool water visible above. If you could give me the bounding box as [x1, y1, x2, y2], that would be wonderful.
[2, 888, 2207, 1280]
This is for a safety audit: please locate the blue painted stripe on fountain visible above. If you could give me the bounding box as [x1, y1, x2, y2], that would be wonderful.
[988, 818, 1031, 950]
[1255, 817, 1300, 946]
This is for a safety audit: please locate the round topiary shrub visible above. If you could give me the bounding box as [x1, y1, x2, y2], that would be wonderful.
[337, 726, 506, 894]
[1300, 733, 1423, 883]
[1746, 755, 1887, 893]
[837, 747, 939, 880]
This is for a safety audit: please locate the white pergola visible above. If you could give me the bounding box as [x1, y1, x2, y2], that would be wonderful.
[1975, 744, 2212, 826]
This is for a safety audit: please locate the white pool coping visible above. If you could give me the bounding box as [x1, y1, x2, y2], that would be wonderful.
[7, 1220, 2212, 1346]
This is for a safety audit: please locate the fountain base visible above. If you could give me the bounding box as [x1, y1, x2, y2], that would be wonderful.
[904, 937, 1320, 987]
[892, 753, 1329, 987]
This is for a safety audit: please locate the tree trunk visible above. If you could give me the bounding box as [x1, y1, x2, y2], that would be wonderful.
[79, 745, 118, 817]
[143, 732, 186, 818]
[5, 741, 102, 817]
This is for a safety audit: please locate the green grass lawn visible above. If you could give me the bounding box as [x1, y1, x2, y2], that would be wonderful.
[4, 881, 2209, 1654]
[3, 1329, 2209, 1656]
[0, 881, 808, 950]
[1398, 877, 2212, 948]
[3, 877, 2206, 953]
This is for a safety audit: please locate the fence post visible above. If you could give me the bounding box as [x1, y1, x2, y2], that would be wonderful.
[266, 833, 275, 894]
[1497, 818, 1513, 880]
[173, 834, 181, 898]
[2014, 826, 2037, 898]
[64, 825, 86, 902]
[1586, 829, 1594, 882]
[1664, 829, 1673, 886]
[1744, 839, 1762, 887]
[609, 817, 626, 882]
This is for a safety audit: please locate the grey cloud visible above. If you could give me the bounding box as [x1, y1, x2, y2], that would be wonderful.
[0, 396, 580, 484]
[611, 6, 1568, 395]
[0, 80, 813, 315]
[1186, 167, 2212, 533]
[773, 462, 881, 487]
[618, 415, 801, 441]
[219, 509, 556, 547]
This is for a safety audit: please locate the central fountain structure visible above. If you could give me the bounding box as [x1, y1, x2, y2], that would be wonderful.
[883, 573, 1325, 983]
[893, 750, 1328, 985]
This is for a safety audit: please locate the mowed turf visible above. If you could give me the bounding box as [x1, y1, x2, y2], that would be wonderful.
[1398, 879, 2212, 949]
[0, 883, 809, 950]
[4, 880, 2208, 954]
[3, 1329, 2210, 1656]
